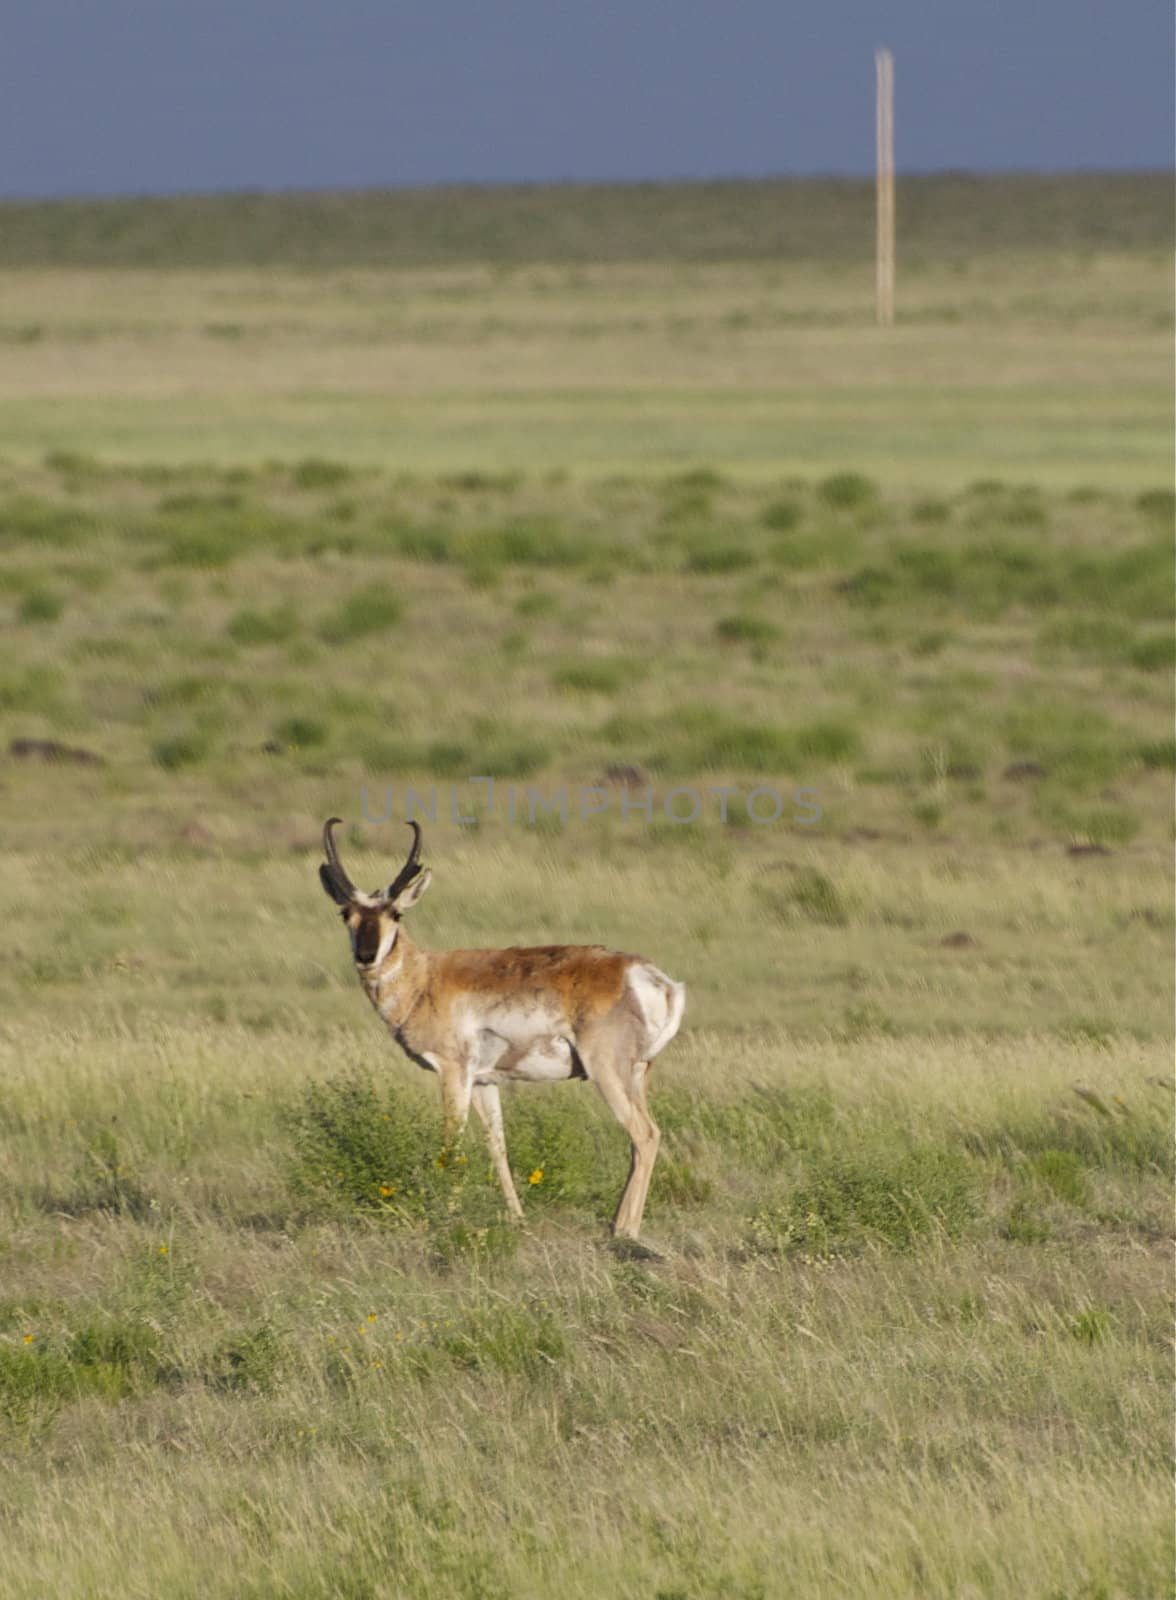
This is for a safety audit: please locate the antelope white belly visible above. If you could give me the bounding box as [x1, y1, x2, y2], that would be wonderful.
[473, 1028, 577, 1084]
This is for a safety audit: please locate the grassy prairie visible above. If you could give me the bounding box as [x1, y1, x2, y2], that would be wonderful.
[0, 174, 1172, 1596]
[0, 248, 1169, 483]
[0, 453, 1172, 1596]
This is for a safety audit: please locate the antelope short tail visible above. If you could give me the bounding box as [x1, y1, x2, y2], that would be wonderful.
[632, 966, 686, 1060]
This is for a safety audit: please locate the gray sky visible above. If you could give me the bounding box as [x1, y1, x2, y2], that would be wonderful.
[2, 1, 1170, 199]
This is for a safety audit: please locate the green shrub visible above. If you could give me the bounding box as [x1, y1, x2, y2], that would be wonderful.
[161, 529, 237, 568]
[1038, 617, 1132, 660]
[895, 544, 959, 596]
[837, 565, 895, 607]
[424, 741, 472, 778]
[754, 1144, 979, 1256]
[284, 1074, 450, 1221]
[0, 1318, 165, 1424]
[690, 718, 795, 773]
[0, 665, 64, 714]
[284, 1073, 624, 1228]
[667, 467, 725, 493]
[1001, 497, 1048, 529]
[794, 719, 861, 763]
[227, 605, 300, 645]
[494, 1094, 628, 1216]
[1003, 704, 1125, 790]
[0, 497, 96, 548]
[1135, 487, 1175, 522]
[1138, 738, 1176, 770]
[1063, 806, 1141, 847]
[1030, 1149, 1089, 1207]
[761, 499, 803, 532]
[1127, 632, 1175, 672]
[476, 738, 549, 779]
[318, 587, 402, 643]
[911, 497, 951, 524]
[682, 539, 756, 575]
[17, 587, 63, 623]
[715, 614, 779, 645]
[442, 469, 522, 494]
[771, 528, 860, 571]
[273, 715, 327, 750]
[420, 1299, 565, 1377]
[963, 1099, 1172, 1177]
[204, 1323, 286, 1394]
[657, 1083, 836, 1167]
[292, 458, 352, 490]
[1070, 1306, 1115, 1346]
[817, 472, 877, 510]
[514, 590, 557, 618]
[142, 673, 221, 710]
[391, 523, 456, 563]
[157, 491, 244, 515]
[551, 659, 630, 693]
[1069, 537, 1174, 622]
[786, 868, 850, 926]
[910, 630, 950, 657]
[151, 732, 210, 771]
[44, 448, 103, 479]
[465, 520, 582, 570]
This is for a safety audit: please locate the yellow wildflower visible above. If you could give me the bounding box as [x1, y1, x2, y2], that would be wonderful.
[379, 1185, 395, 1197]
[528, 1168, 544, 1186]
[23, 1333, 34, 1345]
[158, 1244, 168, 1255]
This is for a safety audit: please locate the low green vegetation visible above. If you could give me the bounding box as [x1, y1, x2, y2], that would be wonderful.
[0, 466, 1169, 853]
[0, 454, 1171, 1595]
[0, 177, 1172, 1592]
[0, 171, 1168, 268]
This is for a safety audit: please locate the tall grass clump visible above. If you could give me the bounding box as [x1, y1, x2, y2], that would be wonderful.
[760, 497, 804, 532]
[226, 604, 301, 645]
[751, 1143, 980, 1257]
[292, 458, 352, 490]
[551, 659, 633, 694]
[284, 1072, 627, 1231]
[17, 587, 63, 624]
[818, 471, 877, 510]
[715, 614, 779, 646]
[681, 534, 756, 575]
[318, 587, 401, 643]
[0, 497, 96, 548]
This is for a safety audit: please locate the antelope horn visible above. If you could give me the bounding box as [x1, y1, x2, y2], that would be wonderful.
[384, 821, 424, 903]
[320, 816, 357, 902]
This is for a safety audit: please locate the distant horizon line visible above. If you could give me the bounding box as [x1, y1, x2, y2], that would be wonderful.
[1, 164, 1168, 208]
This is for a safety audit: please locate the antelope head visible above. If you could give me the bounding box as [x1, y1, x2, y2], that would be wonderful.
[318, 817, 433, 967]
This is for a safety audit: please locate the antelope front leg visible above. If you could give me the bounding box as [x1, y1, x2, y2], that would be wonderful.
[437, 1057, 474, 1154]
[472, 1083, 525, 1221]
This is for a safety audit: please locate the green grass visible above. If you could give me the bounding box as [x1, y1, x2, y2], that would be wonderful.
[0, 1025, 1170, 1598]
[0, 187, 1172, 1594]
[0, 195, 1168, 485]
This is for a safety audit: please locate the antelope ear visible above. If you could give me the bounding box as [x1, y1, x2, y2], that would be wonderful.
[319, 863, 352, 907]
[390, 867, 431, 915]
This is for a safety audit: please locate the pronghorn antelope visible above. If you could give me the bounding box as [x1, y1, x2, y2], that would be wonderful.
[319, 818, 685, 1239]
